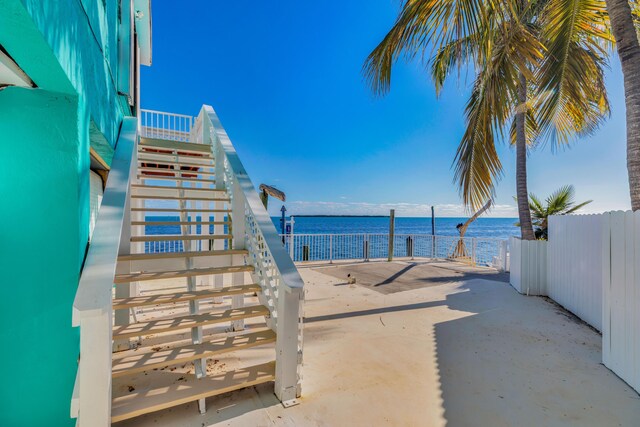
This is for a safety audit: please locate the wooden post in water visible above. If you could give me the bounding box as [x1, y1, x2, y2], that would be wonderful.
[388, 209, 395, 261]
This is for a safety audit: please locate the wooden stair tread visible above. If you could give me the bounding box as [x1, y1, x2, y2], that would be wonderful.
[112, 284, 261, 309]
[112, 329, 275, 377]
[138, 167, 216, 177]
[138, 158, 215, 169]
[131, 184, 224, 193]
[114, 264, 252, 283]
[112, 305, 269, 339]
[138, 149, 212, 159]
[130, 234, 232, 242]
[131, 220, 230, 226]
[131, 208, 230, 213]
[111, 361, 275, 423]
[130, 195, 230, 202]
[137, 174, 216, 184]
[139, 138, 212, 154]
[118, 249, 247, 261]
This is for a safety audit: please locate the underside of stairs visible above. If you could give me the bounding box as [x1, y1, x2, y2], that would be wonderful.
[110, 136, 275, 423]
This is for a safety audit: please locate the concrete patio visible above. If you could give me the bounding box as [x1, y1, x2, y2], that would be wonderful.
[116, 260, 640, 427]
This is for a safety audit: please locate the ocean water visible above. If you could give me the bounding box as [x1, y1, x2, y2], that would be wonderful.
[273, 216, 519, 240]
[143, 216, 519, 240]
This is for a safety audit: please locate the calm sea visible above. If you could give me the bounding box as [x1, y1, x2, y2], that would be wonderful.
[144, 216, 519, 240]
[275, 216, 519, 240]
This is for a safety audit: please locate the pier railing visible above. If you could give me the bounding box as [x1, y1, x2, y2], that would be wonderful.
[279, 233, 508, 269]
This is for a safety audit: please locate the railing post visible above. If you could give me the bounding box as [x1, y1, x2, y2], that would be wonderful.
[472, 237, 477, 265]
[231, 179, 246, 331]
[387, 209, 395, 261]
[275, 285, 302, 405]
[364, 234, 369, 261]
[288, 217, 295, 259]
[78, 313, 112, 426]
[329, 234, 333, 264]
[213, 132, 225, 304]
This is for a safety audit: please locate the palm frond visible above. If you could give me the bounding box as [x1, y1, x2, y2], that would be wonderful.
[535, 0, 611, 147]
[363, 0, 493, 95]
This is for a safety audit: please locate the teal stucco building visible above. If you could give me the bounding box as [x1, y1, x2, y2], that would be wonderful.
[0, 1, 151, 425]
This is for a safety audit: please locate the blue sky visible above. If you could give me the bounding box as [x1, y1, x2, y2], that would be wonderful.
[141, 1, 630, 218]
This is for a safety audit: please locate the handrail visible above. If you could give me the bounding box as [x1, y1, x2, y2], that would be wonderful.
[202, 105, 304, 291]
[73, 117, 137, 323]
[72, 117, 137, 425]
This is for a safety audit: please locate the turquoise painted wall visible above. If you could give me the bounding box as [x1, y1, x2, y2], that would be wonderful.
[0, 0, 137, 425]
[0, 87, 89, 426]
[0, 0, 132, 149]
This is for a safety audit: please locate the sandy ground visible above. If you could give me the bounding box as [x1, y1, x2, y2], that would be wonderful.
[116, 260, 640, 427]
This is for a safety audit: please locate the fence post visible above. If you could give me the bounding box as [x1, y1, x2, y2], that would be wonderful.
[472, 237, 477, 265]
[329, 234, 333, 264]
[388, 209, 395, 262]
[500, 240, 508, 271]
[288, 217, 295, 259]
[364, 234, 369, 261]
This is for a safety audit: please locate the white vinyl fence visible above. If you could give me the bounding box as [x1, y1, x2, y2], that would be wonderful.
[511, 211, 639, 393]
[547, 215, 605, 331]
[509, 237, 547, 296]
[603, 211, 640, 392]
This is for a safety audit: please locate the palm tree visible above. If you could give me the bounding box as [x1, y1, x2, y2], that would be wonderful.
[364, 0, 610, 240]
[603, 0, 640, 210]
[518, 185, 592, 239]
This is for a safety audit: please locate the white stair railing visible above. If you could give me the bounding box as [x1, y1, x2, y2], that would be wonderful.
[139, 109, 195, 142]
[71, 118, 138, 426]
[199, 105, 304, 405]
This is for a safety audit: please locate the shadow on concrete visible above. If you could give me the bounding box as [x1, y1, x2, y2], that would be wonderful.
[374, 262, 418, 286]
[433, 279, 640, 427]
[304, 299, 446, 324]
[315, 260, 509, 294]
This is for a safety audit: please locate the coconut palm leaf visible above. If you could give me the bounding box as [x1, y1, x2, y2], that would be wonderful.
[535, 0, 611, 147]
[363, 0, 493, 96]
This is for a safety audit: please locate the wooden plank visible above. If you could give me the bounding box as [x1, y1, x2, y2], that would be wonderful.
[111, 361, 275, 423]
[138, 158, 215, 169]
[112, 330, 275, 377]
[131, 184, 223, 193]
[138, 149, 212, 159]
[131, 220, 230, 226]
[138, 167, 216, 178]
[112, 284, 261, 309]
[114, 264, 251, 283]
[130, 234, 232, 242]
[139, 137, 211, 154]
[131, 194, 230, 202]
[137, 174, 216, 184]
[112, 305, 269, 339]
[131, 207, 230, 213]
[118, 249, 247, 261]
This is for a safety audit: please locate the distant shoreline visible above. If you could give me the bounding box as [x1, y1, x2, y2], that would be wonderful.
[290, 215, 387, 218]
[277, 215, 518, 219]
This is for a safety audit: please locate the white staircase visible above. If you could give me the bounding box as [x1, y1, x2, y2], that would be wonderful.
[71, 107, 304, 425]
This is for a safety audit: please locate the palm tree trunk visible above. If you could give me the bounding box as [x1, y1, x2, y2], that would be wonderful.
[515, 73, 535, 240]
[605, 0, 640, 211]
